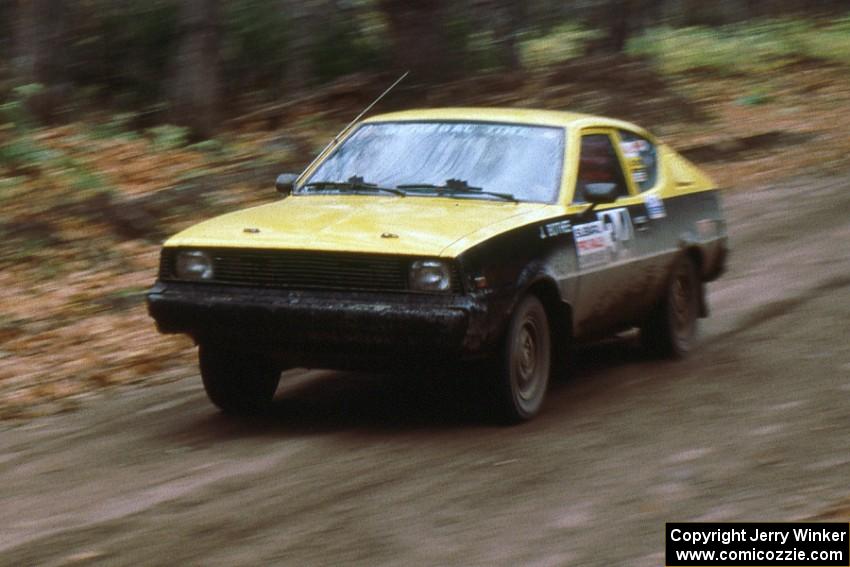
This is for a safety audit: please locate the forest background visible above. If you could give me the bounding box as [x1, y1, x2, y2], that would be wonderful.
[1, 0, 849, 417]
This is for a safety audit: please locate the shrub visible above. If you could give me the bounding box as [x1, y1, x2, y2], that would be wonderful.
[520, 23, 602, 69]
[629, 18, 850, 76]
[147, 124, 189, 151]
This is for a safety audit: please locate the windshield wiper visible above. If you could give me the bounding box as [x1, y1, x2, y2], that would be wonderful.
[397, 180, 517, 202]
[301, 177, 406, 197]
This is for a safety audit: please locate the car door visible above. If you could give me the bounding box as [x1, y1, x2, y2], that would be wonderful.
[571, 129, 653, 338]
[614, 128, 671, 317]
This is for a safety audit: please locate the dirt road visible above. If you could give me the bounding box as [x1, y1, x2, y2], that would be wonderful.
[1, 175, 849, 566]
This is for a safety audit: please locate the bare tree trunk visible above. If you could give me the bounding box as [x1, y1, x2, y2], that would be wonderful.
[0, 0, 12, 62]
[608, 0, 631, 53]
[585, 0, 634, 55]
[282, 0, 321, 91]
[379, 0, 449, 85]
[172, 0, 221, 140]
[488, 0, 525, 71]
[12, 0, 68, 122]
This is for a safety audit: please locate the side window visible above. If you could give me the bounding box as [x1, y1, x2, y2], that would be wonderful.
[618, 130, 657, 192]
[574, 134, 630, 204]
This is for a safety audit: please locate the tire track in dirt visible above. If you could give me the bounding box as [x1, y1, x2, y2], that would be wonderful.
[0, 173, 848, 566]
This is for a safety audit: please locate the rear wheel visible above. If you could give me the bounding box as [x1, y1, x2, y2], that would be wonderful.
[492, 294, 551, 424]
[198, 345, 281, 415]
[641, 255, 699, 358]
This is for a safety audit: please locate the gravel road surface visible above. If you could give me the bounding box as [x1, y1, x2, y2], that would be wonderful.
[1, 175, 849, 566]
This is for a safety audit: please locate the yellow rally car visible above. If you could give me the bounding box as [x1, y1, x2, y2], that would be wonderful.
[147, 108, 727, 423]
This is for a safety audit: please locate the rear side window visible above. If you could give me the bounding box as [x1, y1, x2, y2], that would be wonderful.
[618, 130, 658, 192]
[574, 134, 630, 203]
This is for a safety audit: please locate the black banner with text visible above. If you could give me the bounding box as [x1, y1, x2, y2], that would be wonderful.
[666, 522, 849, 566]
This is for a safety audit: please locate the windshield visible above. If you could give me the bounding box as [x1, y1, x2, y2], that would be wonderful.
[300, 121, 565, 203]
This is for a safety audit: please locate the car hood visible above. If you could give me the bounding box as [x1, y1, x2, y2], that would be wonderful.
[165, 195, 552, 257]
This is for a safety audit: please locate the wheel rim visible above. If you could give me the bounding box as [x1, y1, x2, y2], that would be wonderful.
[514, 316, 543, 402]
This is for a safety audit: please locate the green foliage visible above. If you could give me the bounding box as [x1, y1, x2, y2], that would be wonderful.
[147, 125, 189, 151]
[13, 84, 45, 99]
[0, 176, 27, 192]
[71, 1, 179, 107]
[463, 30, 504, 72]
[0, 84, 44, 132]
[89, 113, 141, 141]
[0, 85, 44, 170]
[187, 139, 225, 155]
[312, 10, 387, 83]
[5, 1, 850, 119]
[439, 7, 477, 73]
[67, 168, 108, 193]
[791, 15, 850, 64]
[736, 90, 772, 106]
[0, 84, 117, 208]
[442, 10, 514, 74]
[629, 26, 778, 75]
[99, 3, 176, 93]
[520, 23, 602, 69]
[222, 0, 290, 95]
[0, 137, 60, 170]
[0, 100, 24, 129]
[630, 18, 850, 76]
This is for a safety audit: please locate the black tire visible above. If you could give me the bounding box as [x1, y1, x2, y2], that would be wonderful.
[492, 294, 552, 424]
[198, 345, 281, 415]
[641, 254, 699, 358]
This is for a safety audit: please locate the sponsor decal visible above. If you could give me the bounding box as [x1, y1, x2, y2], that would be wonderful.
[538, 219, 572, 239]
[620, 139, 648, 159]
[573, 221, 613, 268]
[645, 194, 666, 219]
[633, 169, 648, 183]
[574, 208, 634, 268]
[597, 208, 635, 258]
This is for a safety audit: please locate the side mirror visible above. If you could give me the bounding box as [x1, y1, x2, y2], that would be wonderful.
[583, 182, 619, 204]
[275, 173, 299, 196]
[578, 182, 619, 220]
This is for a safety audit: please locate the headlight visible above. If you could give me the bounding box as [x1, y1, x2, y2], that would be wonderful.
[409, 259, 451, 292]
[175, 250, 214, 280]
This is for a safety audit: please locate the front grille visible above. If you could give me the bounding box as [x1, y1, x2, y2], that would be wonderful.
[159, 248, 462, 293]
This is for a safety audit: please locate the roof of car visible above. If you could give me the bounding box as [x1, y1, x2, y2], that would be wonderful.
[363, 107, 644, 132]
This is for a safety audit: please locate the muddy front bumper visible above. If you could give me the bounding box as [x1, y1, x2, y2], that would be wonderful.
[146, 281, 493, 369]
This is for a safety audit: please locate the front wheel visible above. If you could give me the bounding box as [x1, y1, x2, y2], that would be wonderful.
[492, 294, 552, 424]
[198, 345, 281, 415]
[641, 254, 699, 358]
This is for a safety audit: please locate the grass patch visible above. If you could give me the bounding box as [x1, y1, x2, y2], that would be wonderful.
[146, 124, 189, 151]
[629, 17, 850, 76]
[89, 113, 142, 141]
[520, 23, 602, 69]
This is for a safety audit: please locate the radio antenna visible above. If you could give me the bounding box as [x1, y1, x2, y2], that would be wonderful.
[299, 71, 409, 181]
